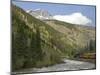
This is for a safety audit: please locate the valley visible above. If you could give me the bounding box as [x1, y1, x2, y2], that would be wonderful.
[12, 4, 96, 73]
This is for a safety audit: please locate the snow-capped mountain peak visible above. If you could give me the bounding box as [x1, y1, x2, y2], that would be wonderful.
[27, 9, 53, 20]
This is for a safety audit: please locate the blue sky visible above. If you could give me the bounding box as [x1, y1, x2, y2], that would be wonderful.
[12, 1, 96, 26]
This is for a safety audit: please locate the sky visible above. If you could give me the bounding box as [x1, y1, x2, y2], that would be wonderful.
[12, 0, 96, 26]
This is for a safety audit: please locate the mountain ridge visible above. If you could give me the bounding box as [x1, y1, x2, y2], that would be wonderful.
[27, 9, 95, 27]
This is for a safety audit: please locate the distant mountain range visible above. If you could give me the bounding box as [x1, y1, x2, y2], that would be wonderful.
[26, 9, 94, 26]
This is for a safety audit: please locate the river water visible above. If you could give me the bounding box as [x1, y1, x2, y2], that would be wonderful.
[14, 59, 95, 74]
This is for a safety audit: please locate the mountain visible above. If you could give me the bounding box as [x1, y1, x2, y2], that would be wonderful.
[12, 4, 95, 71]
[44, 20, 95, 45]
[27, 9, 53, 20]
[12, 5, 63, 71]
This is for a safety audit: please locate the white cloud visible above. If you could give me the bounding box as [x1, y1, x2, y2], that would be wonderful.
[53, 12, 92, 25]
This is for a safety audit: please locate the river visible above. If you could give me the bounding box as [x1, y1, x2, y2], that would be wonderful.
[14, 59, 95, 74]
